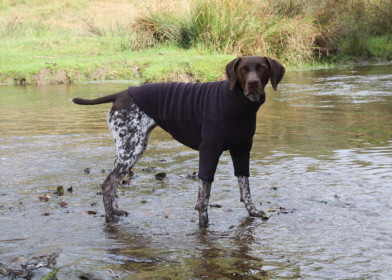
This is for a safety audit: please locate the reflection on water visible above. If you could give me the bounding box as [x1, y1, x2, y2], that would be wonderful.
[0, 64, 392, 279]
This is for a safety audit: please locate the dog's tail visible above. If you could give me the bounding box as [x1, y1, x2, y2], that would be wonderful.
[72, 92, 120, 105]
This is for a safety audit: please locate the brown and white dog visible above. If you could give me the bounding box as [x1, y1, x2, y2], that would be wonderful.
[72, 56, 285, 227]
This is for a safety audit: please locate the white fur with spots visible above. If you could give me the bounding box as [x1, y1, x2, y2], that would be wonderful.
[237, 176, 265, 217]
[102, 104, 156, 222]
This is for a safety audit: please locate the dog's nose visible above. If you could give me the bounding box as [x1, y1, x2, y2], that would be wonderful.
[247, 79, 259, 88]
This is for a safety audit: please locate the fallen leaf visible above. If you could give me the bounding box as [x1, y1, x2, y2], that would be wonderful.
[56, 186, 64, 196]
[261, 213, 271, 220]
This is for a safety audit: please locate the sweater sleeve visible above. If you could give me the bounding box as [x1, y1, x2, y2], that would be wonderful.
[198, 145, 223, 182]
[197, 121, 224, 182]
[229, 140, 252, 177]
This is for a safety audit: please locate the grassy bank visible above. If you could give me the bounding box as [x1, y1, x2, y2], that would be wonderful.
[1, 0, 391, 85]
[0, 36, 233, 85]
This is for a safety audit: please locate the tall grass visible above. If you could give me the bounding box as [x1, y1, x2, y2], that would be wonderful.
[135, 0, 318, 65]
[187, 0, 252, 53]
[1, 0, 392, 85]
[136, 0, 254, 52]
[135, 0, 392, 64]
[2, 0, 392, 61]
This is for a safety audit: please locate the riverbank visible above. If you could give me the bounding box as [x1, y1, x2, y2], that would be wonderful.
[1, 35, 391, 86]
[1, 0, 391, 85]
[0, 37, 235, 85]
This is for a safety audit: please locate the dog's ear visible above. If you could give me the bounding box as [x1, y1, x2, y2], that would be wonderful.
[265, 57, 285, 90]
[226, 57, 242, 91]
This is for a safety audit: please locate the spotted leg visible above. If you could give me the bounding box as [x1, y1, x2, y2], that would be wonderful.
[101, 163, 129, 221]
[103, 105, 156, 223]
[237, 176, 266, 218]
[195, 180, 212, 227]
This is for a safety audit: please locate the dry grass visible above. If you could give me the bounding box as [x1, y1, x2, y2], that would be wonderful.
[133, 0, 320, 64]
[132, 0, 392, 63]
[1, 0, 392, 85]
[0, 0, 190, 37]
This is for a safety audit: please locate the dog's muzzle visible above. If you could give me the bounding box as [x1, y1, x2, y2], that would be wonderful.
[245, 79, 264, 102]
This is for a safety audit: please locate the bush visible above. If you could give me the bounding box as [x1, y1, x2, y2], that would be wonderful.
[135, 0, 317, 62]
[134, 0, 392, 65]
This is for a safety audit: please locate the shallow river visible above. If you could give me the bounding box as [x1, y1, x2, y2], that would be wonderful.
[1, 64, 392, 279]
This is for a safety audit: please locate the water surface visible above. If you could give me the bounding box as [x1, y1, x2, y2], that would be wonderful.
[1, 65, 392, 279]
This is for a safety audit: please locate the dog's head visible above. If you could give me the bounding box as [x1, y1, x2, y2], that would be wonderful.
[226, 56, 285, 102]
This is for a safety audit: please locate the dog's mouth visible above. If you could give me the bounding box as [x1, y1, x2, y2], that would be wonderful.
[246, 93, 264, 102]
[244, 85, 264, 102]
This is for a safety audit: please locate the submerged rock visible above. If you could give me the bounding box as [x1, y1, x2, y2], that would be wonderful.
[155, 173, 166, 181]
[0, 252, 59, 279]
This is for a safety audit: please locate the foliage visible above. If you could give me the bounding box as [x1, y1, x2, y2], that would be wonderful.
[0, 0, 392, 84]
[135, 0, 392, 63]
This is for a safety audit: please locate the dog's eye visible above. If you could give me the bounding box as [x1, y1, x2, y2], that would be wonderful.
[256, 64, 266, 71]
[240, 66, 249, 73]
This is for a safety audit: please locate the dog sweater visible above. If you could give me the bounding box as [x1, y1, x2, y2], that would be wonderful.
[128, 80, 263, 182]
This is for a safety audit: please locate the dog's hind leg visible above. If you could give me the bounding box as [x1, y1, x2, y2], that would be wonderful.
[102, 105, 156, 223]
[101, 163, 129, 221]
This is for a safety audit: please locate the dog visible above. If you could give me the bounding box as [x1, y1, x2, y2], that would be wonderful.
[72, 56, 285, 227]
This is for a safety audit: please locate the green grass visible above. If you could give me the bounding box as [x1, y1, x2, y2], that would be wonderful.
[0, 35, 236, 85]
[1, 0, 392, 85]
[338, 34, 392, 62]
[369, 35, 392, 60]
[136, 0, 392, 64]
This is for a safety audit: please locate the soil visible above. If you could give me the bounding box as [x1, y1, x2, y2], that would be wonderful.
[31, 68, 70, 85]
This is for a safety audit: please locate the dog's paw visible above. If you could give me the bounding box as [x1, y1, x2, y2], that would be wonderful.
[249, 210, 270, 220]
[113, 209, 129, 217]
[105, 215, 119, 223]
[105, 210, 129, 223]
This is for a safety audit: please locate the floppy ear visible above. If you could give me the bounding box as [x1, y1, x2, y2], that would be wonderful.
[225, 57, 242, 91]
[265, 57, 285, 90]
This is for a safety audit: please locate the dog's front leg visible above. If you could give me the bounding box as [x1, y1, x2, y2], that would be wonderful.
[195, 180, 212, 227]
[237, 176, 266, 218]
